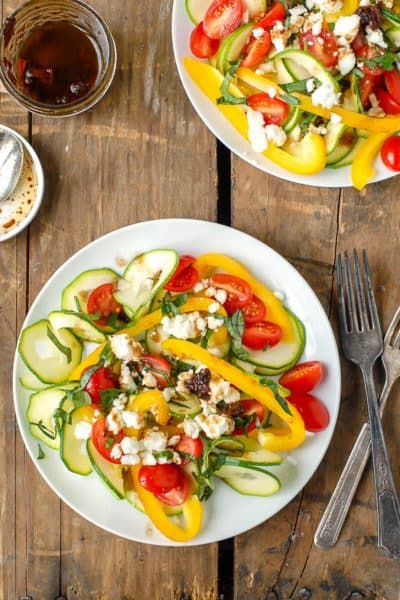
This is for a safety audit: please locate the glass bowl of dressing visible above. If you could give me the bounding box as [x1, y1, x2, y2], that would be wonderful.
[0, 0, 117, 117]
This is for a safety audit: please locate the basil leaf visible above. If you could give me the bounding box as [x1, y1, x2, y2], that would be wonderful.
[37, 444, 45, 460]
[280, 93, 301, 106]
[217, 60, 246, 106]
[46, 326, 72, 363]
[53, 407, 71, 434]
[80, 363, 102, 388]
[224, 310, 249, 361]
[266, 380, 292, 416]
[161, 292, 189, 317]
[29, 419, 57, 440]
[99, 388, 123, 412]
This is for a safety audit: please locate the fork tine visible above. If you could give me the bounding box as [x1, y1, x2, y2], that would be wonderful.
[336, 254, 349, 333]
[363, 250, 382, 337]
[385, 305, 400, 345]
[353, 249, 369, 331]
[343, 250, 358, 332]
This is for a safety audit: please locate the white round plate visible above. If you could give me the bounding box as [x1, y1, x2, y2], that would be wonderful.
[13, 219, 340, 546]
[172, 2, 396, 188]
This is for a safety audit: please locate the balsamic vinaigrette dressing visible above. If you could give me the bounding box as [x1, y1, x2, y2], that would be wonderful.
[16, 21, 99, 105]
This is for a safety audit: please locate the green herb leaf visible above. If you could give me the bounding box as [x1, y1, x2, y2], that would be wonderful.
[266, 380, 292, 416]
[382, 7, 400, 25]
[353, 67, 365, 79]
[154, 449, 174, 460]
[224, 310, 249, 361]
[65, 387, 91, 409]
[280, 93, 301, 106]
[30, 419, 57, 440]
[200, 328, 212, 349]
[281, 79, 310, 93]
[74, 295, 82, 311]
[46, 326, 72, 363]
[161, 292, 189, 317]
[37, 444, 45, 460]
[53, 407, 71, 434]
[217, 60, 246, 106]
[104, 437, 115, 449]
[99, 388, 123, 412]
[362, 52, 397, 72]
[80, 363, 102, 388]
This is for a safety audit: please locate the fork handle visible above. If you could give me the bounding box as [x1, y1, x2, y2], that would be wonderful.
[314, 377, 393, 549]
[362, 367, 400, 560]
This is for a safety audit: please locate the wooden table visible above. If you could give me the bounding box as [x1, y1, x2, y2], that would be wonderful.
[1, 1, 400, 598]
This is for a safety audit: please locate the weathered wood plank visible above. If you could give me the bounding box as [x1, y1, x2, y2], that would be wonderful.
[22, 1, 219, 599]
[231, 161, 400, 598]
[0, 3, 30, 596]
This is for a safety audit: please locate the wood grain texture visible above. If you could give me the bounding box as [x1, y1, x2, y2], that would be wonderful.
[17, 1, 219, 599]
[231, 163, 400, 599]
[0, 2, 29, 591]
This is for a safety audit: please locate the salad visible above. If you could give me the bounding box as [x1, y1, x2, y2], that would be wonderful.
[184, 0, 400, 188]
[18, 249, 329, 542]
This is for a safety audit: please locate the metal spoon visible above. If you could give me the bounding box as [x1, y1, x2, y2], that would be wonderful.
[0, 127, 24, 202]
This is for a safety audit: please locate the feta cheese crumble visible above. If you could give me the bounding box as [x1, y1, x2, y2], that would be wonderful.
[121, 410, 144, 429]
[365, 26, 387, 49]
[306, 78, 316, 93]
[246, 108, 268, 152]
[143, 429, 168, 452]
[161, 312, 204, 340]
[195, 413, 235, 439]
[110, 334, 143, 362]
[119, 361, 137, 391]
[183, 418, 201, 439]
[311, 82, 341, 109]
[74, 421, 92, 440]
[333, 15, 360, 46]
[252, 27, 265, 39]
[142, 371, 158, 388]
[330, 112, 342, 124]
[265, 124, 287, 147]
[270, 22, 290, 52]
[337, 47, 356, 75]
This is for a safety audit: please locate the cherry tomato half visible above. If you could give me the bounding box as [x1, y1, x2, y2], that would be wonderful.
[233, 399, 266, 434]
[155, 473, 190, 506]
[203, 0, 243, 40]
[247, 92, 290, 126]
[139, 463, 183, 494]
[83, 366, 118, 404]
[287, 393, 330, 432]
[353, 33, 384, 77]
[242, 295, 266, 324]
[279, 361, 323, 394]
[381, 135, 400, 171]
[384, 69, 400, 105]
[91, 418, 124, 463]
[141, 354, 171, 389]
[175, 435, 204, 459]
[241, 29, 271, 68]
[190, 21, 220, 58]
[87, 283, 122, 326]
[376, 88, 400, 115]
[242, 320, 282, 350]
[300, 26, 338, 68]
[164, 256, 198, 292]
[209, 273, 252, 315]
[256, 2, 286, 29]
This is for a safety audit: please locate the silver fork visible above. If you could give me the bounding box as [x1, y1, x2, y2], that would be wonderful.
[314, 306, 400, 552]
[333, 249, 400, 559]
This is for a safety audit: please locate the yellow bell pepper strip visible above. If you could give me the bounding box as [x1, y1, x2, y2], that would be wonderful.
[69, 297, 227, 380]
[161, 339, 306, 451]
[324, 0, 358, 21]
[131, 465, 203, 542]
[351, 132, 393, 190]
[295, 93, 400, 133]
[129, 390, 170, 426]
[184, 58, 326, 176]
[194, 253, 294, 341]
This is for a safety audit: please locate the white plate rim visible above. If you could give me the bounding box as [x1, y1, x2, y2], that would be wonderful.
[13, 218, 341, 546]
[171, 0, 397, 189]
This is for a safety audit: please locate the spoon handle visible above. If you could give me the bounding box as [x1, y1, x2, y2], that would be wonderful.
[314, 377, 393, 550]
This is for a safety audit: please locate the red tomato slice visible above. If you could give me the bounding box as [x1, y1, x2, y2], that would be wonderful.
[381, 135, 400, 171]
[376, 88, 400, 115]
[139, 464, 183, 494]
[83, 366, 118, 404]
[247, 92, 290, 125]
[209, 273, 252, 315]
[256, 2, 286, 28]
[242, 320, 282, 350]
[300, 27, 338, 68]
[242, 295, 266, 324]
[203, 0, 243, 40]
[279, 361, 323, 393]
[359, 75, 376, 107]
[175, 435, 204, 463]
[155, 473, 190, 506]
[287, 393, 330, 432]
[164, 256, 198, 292]
[384, 70, 400, 104]
[353, 34, 384, 77]
[233, 399, 266, 434]
[241, 30, 271, 68]
[190, 22, 220, 58]
[141, 354, 171, 389]
[87, 283, 122, 326]
[91, 418, 124, 463]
